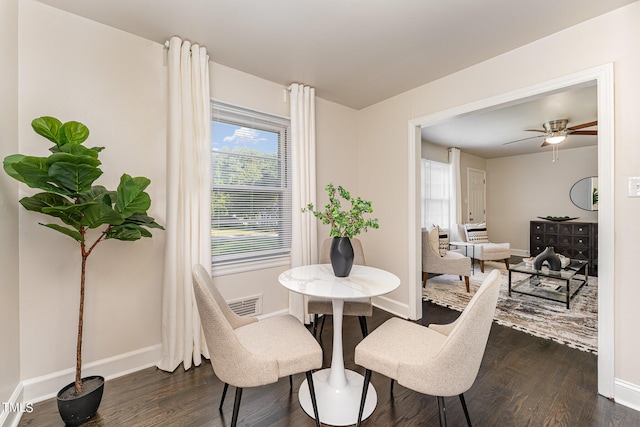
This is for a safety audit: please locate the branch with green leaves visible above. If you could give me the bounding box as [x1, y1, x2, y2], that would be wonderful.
[302, 183, 379, 238]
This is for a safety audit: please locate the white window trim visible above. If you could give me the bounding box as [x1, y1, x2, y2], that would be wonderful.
[210, 99, 292, 272]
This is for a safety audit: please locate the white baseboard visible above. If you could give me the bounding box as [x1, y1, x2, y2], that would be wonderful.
[373, 295, 409, 319]
[21, 344, 162, 404]
[256, 308, 289, 320]
[614, 378, 640, 411]
[511, 248, 529, 257]
[0, 383, 24, 427]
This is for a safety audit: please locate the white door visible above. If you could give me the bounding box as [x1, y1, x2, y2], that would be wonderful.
[467, 168, 486, 223]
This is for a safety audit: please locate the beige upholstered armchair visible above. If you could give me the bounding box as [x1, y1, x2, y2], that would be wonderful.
[192, 264, 322, 427]
[456, 223, 511, 273]
[307, 238, 372, 339]
[422, 227, 472, 292]
[354, 269, 501, 427]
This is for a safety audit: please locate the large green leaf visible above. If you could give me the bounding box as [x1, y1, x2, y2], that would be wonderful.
[48, 162, 103, 195]
[79, 203, 124, 228]
[115, 174, 151, 217]
[12, 157, 65, 193]
[106, 223, 149, 241]
[78, 185, 116, 205]
[3, 154, 27, 183]
[40, 202, 93, 228]
[19, 192, 72, 213]
[31, 116, 62, 145]
[60, 143, 102, 158]
[40, 223, 83, 242]
[46, 151, 101, 168]
[125, 212, 165, 230]
[59, 121, 90, 146]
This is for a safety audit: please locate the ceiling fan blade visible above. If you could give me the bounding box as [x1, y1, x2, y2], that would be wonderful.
[567, 120, 597, 131]
[502, 135, 544, 145]
[540, 140, 550, 148]
[524, 129, 546, 133]
[571, 130, 598, 135]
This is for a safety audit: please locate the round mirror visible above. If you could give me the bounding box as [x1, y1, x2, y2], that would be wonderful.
[570, 177, 598, 211]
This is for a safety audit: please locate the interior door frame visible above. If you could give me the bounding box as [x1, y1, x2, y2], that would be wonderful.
[407, 63, 614, 398]
[466, 167, 486, 223]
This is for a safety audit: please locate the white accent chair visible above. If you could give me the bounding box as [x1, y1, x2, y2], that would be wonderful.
[457, 224, 511, 273]
[307, 238, 372, 338]
[422, 227, 472, 292]
[192, 264, 322, 427]
[354, 269, 502, 427]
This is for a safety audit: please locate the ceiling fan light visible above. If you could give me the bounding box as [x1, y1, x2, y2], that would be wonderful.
[545, 134, 566, 144]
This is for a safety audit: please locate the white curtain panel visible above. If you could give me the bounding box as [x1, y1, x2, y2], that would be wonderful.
[289, 84, 318, 323]
[448, 147, 462, 234]
[157, 36, 211, 372]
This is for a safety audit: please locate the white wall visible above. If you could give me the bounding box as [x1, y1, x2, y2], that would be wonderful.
[357, 1, 640, 399]
[19, 1, 167, 383]
[487, 146, 598, 252]
[0, 0, 21, 422]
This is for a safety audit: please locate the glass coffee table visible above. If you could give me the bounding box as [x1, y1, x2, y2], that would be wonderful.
[508, 260, 589, 309]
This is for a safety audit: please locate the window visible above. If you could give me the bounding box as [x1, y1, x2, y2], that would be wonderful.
[210, 101, 291, 269]
[421, 159, 451, 229]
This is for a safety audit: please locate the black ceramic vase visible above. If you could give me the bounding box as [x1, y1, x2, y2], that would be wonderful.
[533, 246, 562, 271]
[330, 236, 354, 277]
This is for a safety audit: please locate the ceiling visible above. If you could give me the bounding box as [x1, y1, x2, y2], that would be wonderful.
[36, 0, 635, 111]
[421, 83, 598, 159]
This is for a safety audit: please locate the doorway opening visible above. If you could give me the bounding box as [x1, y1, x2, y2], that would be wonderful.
[407, 64, 614, 398]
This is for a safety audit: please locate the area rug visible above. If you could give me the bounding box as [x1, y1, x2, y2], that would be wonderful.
[422, 261, 598, 354]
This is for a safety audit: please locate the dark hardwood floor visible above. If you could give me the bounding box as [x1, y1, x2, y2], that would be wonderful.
[20, 302, 640, 426]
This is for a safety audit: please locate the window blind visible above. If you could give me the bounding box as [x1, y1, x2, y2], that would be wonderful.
[210, 101, 292, 264]
[421, 159, 451, 229]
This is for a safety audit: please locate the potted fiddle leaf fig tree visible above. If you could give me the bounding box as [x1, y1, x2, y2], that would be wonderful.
[302, 183, 379, 276]
[3, 116, 163, 426]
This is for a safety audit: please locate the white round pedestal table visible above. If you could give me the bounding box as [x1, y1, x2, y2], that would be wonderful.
[278, 264, 400, 426]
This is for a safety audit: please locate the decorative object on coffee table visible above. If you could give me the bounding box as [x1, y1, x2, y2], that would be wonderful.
[533, 246, 562, 271]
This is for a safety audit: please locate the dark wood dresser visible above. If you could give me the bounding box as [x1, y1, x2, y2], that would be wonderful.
[530, 220, 598, 276]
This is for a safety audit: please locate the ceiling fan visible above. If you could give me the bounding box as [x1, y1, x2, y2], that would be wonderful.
[503, 119, 598, 147]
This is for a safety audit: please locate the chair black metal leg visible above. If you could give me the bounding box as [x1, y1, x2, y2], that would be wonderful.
[358, 316, 368, 337]
[459, 393, 472, 427]
[231, 387, 243, 427]
[390, 378, 394, 395]
[357, 369, 372, 427]
[437, 396, 447, 427]
[319, 315, 327, 337]
[312, 314, 319, 338]
[306, 371, 320, 427]
[289, 375, 293, 389]
[219, 383, 229, 411]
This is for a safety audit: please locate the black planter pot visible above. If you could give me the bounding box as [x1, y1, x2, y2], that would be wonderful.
[330, 236, 354, 277]
[57, 375, 104, 426]
[533, 246, 562, 271]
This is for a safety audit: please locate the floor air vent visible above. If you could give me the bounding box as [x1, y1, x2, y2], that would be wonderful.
[228, 295, 262, 317]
